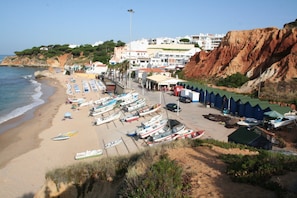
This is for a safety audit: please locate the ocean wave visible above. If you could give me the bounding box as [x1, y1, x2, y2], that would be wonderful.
[0, 78, 44, 125]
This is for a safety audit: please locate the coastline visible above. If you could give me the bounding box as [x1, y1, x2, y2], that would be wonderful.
[0, 71, 237, 197]
[0, 77, 64, 168]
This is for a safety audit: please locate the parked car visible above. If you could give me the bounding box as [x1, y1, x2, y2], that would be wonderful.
[179, 96, 191, 103]
[166, 103, 181, 112]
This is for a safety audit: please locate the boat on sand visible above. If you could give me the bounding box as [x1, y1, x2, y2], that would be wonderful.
[137, 103, 161, 117]
[104, 138, 123, 149]
[75, 149, 103, 160]
[94, 111, 121, 126]
[121, 112, 140, 122]
[51, 130, 78, 141]
[141, 114, 163, 128]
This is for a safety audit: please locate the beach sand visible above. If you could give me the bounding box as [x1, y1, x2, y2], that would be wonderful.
[0, 71, 237, 197]
[0, 72, 146, 197]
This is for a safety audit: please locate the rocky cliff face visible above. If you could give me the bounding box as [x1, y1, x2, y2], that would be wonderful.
[184, 26, 297, 91]
[0, 53, 86, 67]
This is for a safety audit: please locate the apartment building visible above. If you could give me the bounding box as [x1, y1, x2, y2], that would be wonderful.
[109, 34, 224, 69]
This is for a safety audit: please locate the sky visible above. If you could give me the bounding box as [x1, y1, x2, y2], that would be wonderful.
[0, 0, 296, 55]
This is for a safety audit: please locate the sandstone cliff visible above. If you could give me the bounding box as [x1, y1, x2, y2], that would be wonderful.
[184, 26, 297, 92]
[0, 53, 88, 68]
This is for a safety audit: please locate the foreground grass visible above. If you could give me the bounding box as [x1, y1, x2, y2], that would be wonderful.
[45, 139, 297, 197]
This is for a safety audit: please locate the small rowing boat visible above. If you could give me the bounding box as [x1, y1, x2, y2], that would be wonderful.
[104, 138, 123, 149]
[75, 149, 103, 160]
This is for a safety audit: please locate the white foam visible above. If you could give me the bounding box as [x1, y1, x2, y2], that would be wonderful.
[0, 79, 44, 125]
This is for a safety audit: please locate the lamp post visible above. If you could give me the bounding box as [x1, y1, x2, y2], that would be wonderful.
[127, 9, 134, 89]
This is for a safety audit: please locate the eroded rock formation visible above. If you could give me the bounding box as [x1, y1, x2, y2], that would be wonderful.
[184, 25, 297, 91]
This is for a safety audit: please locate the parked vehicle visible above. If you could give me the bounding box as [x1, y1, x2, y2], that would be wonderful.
[179, 96, 191, 103]
[165, 103, 181, 112]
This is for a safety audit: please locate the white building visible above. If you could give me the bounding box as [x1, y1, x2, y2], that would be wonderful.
[109, 33, 224, 69]
[86, 61, 108, 75]
[190, 33, 225, 51]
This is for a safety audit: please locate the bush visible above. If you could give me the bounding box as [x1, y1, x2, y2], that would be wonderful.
[120, 155, 191, 198]
[216, 72, 249, 88]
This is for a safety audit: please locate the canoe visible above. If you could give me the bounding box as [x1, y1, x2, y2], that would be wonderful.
[75, 149, 103, 160]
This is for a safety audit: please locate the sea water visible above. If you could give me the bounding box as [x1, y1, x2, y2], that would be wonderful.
[0, 55, 52, 134]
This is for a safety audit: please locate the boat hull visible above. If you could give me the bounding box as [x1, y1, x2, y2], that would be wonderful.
[75, 149, 103, 160]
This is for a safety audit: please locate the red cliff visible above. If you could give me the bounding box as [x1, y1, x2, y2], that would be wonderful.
[184, 26, 297, 91]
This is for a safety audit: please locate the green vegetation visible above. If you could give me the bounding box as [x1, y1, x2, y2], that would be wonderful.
[14, 40, 125, 64]
[216, 72, 249, 88]
[121, 155, 191, 198]
[179, 38, 190, 43]
[44, 139, 297, 197]
[221, 151, 297, 197]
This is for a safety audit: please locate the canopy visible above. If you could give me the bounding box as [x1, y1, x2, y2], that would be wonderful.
[263, 110, 283, 118]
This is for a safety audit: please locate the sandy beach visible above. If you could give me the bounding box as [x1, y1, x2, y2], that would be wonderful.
[0, 71, 236, 197]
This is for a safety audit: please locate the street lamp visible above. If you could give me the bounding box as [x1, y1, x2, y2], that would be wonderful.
[127, 9, 134, 89]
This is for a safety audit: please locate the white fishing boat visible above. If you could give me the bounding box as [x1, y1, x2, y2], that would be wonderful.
[121, 112, 140, 122]
[90, 99, 117, 116]
[123, 98, 146, 112]
[269, 116, 297, 129]
[93, 96, 112, 105]
[113, 92, 133, 102]
[141, 114, 163, 128]
[96, 80, 106, 91]
[51, 130, 78, 141]
[104, 138, 123, 149]
[138, 103, 162, 117]
[138, 119, 168, 139]
[94, 111, 122, 126]
[237, 118, 261, 127]
[79, 100, 93, 107]
[89, 79, 98, 92]
[120, 93, 139, 107]
[67, 97, 85, 104]
[82, 80, 90, 93]
[51, 134, 70, 141]
[74, 149, 103, 160]
[145, 120, 186, 145]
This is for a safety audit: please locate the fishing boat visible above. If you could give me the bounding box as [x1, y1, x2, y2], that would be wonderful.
[269, 116, 297, 129]
[104, 138, 123, 149]
[145, 120, 186, 145]
[67, 97, 85, 104]
[90, 99, 117, 116]
[121, 112, 140, 122]
[138, 119, 168, 139]
[93, 96, 112, 105]
[237, 118, 261, 127]
[141, 114, 163, 128]
[178, 129, 205, 140]
[123, 98, 146, 112]
[51, 134, 70, 141]
[51, 130, 78, 141]
[74, 149, 103, 160]
[138, 103, 161, 117]
[94, 111, 122, 126]
[79, 100, 93, 107]
[120, 93, 139, 107]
